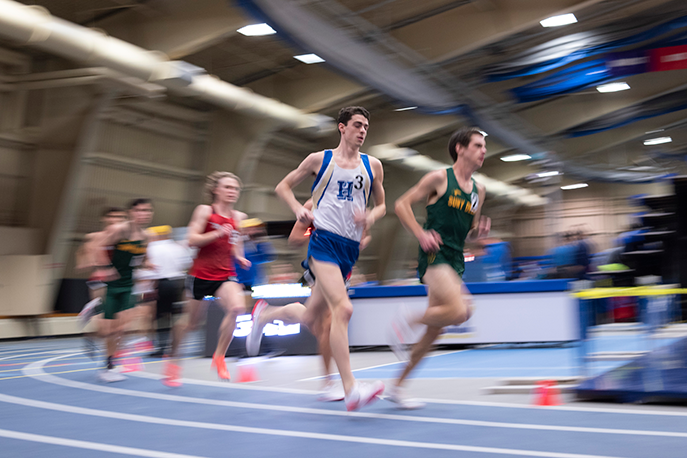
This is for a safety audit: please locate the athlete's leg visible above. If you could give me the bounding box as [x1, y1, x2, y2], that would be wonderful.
[308, 258, 356, 394]
[395, 265, 469, 386]
[413, 265, 471, 328]
[162, 295, 205, 386]
[301, 285, 333, 382]
[101, 289, 128, 366]
[169, 297, 204, 358]
[255, 302, 306, 328]
[214, 281, 246, 358]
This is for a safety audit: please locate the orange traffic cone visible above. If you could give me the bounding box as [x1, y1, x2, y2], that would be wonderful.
[236, 363, 260, 383]
[120, 356, 143, 373]
[533, 380, 561, 406]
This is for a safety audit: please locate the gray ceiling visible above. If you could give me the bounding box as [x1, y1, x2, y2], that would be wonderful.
[10, 0, 687, 188]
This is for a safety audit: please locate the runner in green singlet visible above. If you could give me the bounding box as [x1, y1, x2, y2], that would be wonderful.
[387, 127, 491, 409]
[93, 198, 153, 382]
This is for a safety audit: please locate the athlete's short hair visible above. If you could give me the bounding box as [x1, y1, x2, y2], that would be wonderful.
[337, 106, 370, 129]
[448, 127, 485, 162]
[205, 171, 243, 202]
[102, 207, 125, 217]
[129, 198, 152, 209]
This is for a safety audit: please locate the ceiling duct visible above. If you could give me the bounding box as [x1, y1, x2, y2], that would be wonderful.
[367, 144, 547, 207]
[241, 0, 673, 184]
[0, 0, 334, 135]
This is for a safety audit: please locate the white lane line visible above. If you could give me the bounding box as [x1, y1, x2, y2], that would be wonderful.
[22, 355, 687, 437]
[0, 427, 208, 458]
[0, 345, 74, 355]
[0, 393, 628, 458]
[414, 397, 687, 417]
[0, 349, 80, 361]
[130, 371, 319, 395]
[299, 349, 467, 381]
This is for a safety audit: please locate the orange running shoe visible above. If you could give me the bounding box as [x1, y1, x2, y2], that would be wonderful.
[162, 360, 181, 388]
[211, 353, 230, 380]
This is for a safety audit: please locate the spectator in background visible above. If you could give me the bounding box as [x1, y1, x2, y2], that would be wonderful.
[573, 228, 593, 280]
[236, 218, 276, 292]
[269, 261, 301, 284]
[479, 237, 513, 281]
[548, 232, 576, 278]
[146, 225, 193, 357]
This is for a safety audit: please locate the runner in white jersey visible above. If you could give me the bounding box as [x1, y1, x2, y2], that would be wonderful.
[311, 149, 373, 242]
[274, 106, 386, 411]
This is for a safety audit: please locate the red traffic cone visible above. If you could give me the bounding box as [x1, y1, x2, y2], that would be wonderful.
[534, 380, 561, 406]
[120, 356, 143, 373]
[236, 363, 260, 383]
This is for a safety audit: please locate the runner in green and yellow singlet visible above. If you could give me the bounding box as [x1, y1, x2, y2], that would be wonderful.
[387, 127, 491, 409]
[93, 198, 153, 382]
[417, 167, 480, 281]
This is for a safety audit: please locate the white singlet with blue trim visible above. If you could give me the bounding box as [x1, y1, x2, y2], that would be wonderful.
[311, 150, 374, 242]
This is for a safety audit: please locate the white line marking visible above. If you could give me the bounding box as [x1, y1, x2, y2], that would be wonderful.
[0, 427, 208, 458]
[22, 355, 687, 436]
[414, 397, 687, 417]
[0, 345, 73, 355]
[299, 349, 467, 381]
[0, 393, 629, 458]
[130, 371, 320, 395]
[0, 349, 81, 361]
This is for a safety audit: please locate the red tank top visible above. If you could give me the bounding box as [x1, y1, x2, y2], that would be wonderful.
[189, 208, 239, 281]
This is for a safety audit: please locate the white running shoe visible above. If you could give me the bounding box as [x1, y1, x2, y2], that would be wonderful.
[388, 312, 414, 362]
[246, 299, 268, 357]
[318, 382, 345, 402]
[386, 385, 426, 410]
[344, 381, 385, 411]
[98, 367, 126, 383]
[78, 297, 102, 329]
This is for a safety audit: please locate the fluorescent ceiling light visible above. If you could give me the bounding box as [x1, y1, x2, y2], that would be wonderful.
[394, 106, 417, 112]
[237, 23, 276, 36]
[537, 171, 560, 178]
[402, 155, 445, 172]
[596, 82, 630, 93]
[645, 129, 664, 134]
[561, 183, 588, 190]
[294, 53, 325, 64]
[643, 136, 672, 146]
[500, 154, 531, 162]
[540, 13, 578, 28]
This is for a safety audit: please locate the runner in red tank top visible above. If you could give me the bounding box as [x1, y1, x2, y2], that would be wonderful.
[189, 210, 239, 281]
[164, 171, 251, 386]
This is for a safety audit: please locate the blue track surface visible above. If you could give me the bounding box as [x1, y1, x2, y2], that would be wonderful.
[1, 336, 686, 458]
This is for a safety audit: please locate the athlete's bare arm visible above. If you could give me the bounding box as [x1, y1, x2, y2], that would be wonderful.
[187, 205, 225, 248]
[275, 152, 324, 224]
[358, 157, 386, 230]
[288, 200, 313, 247]
[91, 222, 127, 281]
[465, 183, 490, 242]
[232, 210, 251, 269]
[76, 232, 98, 270]
[394, 169, 447, 254]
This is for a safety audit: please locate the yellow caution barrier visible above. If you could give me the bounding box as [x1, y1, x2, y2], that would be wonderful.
[572, 287, 687, 299]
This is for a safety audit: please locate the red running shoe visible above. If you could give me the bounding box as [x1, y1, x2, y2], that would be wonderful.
[162, 360, 181, 388]
[211, 353, 231, 380]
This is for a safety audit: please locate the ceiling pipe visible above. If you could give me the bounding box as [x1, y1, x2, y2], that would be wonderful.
[367, 144, 547, 206]
[0, 67, 165, 96]
[0, 0, 334, 136]
[244, 0, 671, 183]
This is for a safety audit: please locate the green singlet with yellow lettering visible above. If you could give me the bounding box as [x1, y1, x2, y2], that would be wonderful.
[108, 239, 146, 288]
[418, 167, 478, 281]
[103, 238, 146, 320]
